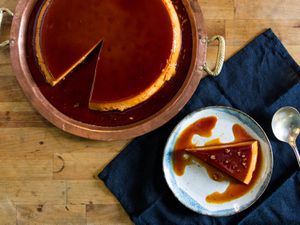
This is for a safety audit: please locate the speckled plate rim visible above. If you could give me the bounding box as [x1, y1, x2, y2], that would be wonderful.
[163, 106, 273, 217]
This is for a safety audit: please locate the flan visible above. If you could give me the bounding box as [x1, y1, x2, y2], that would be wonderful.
[186, 141, 258, 184]
[35, 0, 182, 111]
[35, 0, 103, 86]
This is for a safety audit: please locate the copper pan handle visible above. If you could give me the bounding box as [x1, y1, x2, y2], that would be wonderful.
[0, 8, 14, 48]
[200, 35, 226, 77]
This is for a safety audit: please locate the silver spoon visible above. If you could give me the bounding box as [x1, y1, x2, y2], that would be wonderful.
[272, 106, 300, 167]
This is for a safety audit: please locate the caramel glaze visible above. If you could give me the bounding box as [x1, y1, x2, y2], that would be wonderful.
[173, 116, 217, 176]
[39, 0, 174, 99]
[173, 119, 263, 204]
[26, 0, 193, 127]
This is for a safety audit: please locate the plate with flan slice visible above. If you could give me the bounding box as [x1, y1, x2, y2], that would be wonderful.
[163, 106, 273, 216]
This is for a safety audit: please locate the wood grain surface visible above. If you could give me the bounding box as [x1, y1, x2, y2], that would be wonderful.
[0, 0, 299, 224]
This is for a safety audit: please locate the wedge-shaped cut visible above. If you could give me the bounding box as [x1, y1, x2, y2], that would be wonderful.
[186, 141, 258, 184]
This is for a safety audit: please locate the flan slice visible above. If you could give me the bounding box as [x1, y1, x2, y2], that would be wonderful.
[35, 0, 103, 86]
[88, 0, 182, 111]
[186, 141, 258, 184]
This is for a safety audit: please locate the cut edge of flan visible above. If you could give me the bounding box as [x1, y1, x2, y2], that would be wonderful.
[88, 0, 182, 112]
[186, 141, 259, 184]
[35, 0, 103, 86]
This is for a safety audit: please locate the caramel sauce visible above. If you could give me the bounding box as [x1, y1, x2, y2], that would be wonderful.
[204, 138, 221, 146]
[232, 124, 254, 142]
[173, 116, 217, 175]
[26, 0, 193, 126]
[173, 120, 263, 204]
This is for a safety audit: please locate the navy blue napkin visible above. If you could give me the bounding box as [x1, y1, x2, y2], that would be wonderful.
[99, 29, 300, 225]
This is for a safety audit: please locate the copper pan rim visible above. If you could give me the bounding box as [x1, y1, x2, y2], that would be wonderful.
[9, 0, 207, 141]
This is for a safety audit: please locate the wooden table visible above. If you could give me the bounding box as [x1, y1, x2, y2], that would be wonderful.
[0, 0, 299, 224]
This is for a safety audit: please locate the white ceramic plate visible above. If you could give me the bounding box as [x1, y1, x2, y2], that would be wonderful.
[163, 106, 273, 216]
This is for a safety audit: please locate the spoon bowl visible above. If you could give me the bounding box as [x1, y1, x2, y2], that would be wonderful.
[272, 106, 300, 167]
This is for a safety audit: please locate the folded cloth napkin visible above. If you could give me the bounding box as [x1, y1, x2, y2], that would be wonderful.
[99, 29, 300, 225]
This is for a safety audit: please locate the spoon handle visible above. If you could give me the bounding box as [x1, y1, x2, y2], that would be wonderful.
[290, 142, 300, 168]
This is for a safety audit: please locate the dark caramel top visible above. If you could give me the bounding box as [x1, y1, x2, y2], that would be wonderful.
[186, 141, 258, 184]
[38, 0, 177, 102]
[27, 0, 193, 126]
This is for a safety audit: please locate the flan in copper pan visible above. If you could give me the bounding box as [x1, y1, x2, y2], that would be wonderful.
[35, 0, 182, 112]
[3, 0, 225, 140]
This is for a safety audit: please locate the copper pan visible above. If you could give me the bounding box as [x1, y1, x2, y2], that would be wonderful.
[0, 0, 225, 141]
